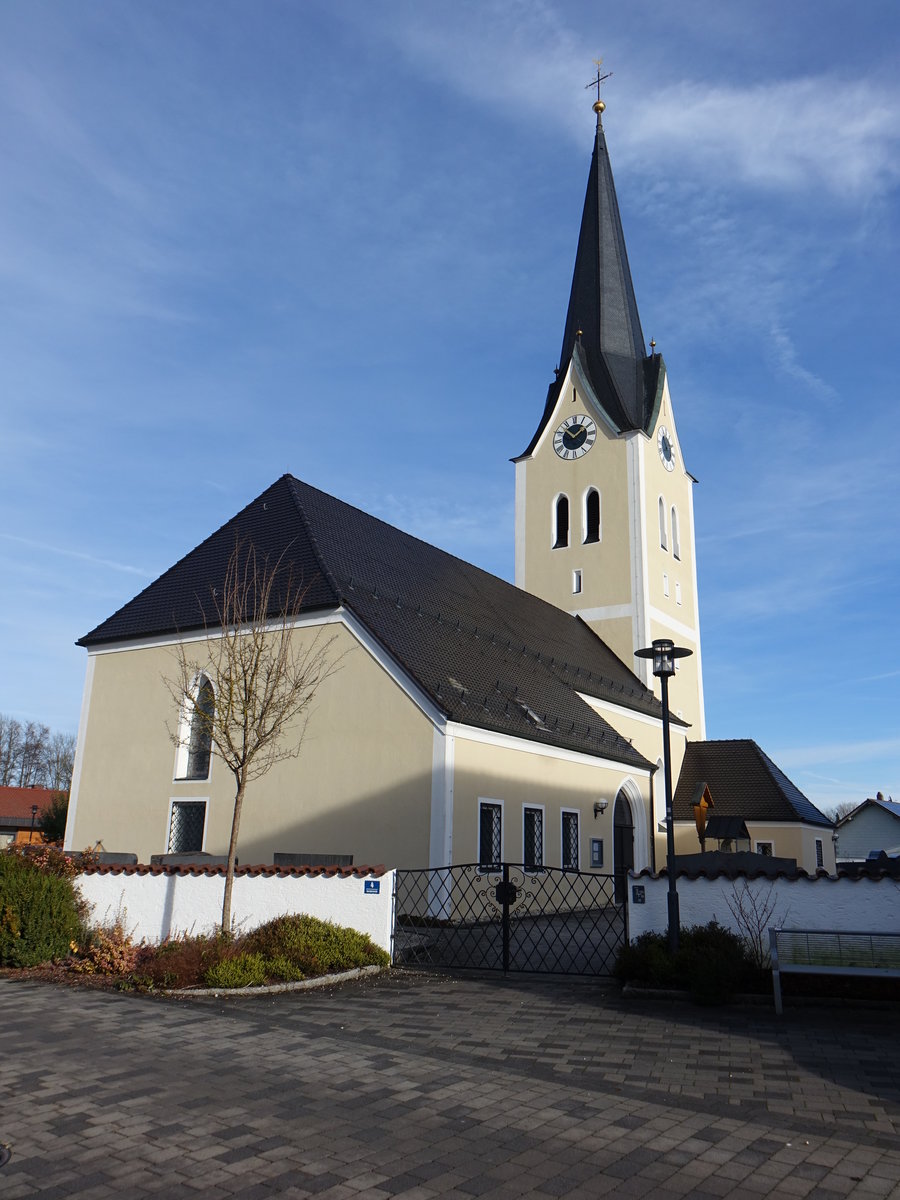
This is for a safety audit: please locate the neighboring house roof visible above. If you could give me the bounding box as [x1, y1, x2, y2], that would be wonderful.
[672, 740, 833, 828]
[78, 475, 669, 770]
[0, 785, 59, 827]
[837, 796, 900, 826]
[516, 114, 663, 458]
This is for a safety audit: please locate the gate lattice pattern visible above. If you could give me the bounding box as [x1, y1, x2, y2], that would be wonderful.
[393, 863, 625, 976]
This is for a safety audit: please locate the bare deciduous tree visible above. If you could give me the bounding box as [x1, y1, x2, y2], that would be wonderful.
[44, 732, 77, 792]
[724, 880, 789, 972]
[0, 715, 75, 790]
[163, 540, 341, 932]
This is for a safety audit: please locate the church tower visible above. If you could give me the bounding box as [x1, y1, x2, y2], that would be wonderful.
[514, 99, 706, 736]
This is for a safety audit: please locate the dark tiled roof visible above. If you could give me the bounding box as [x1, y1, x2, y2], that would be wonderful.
[702, 815, 749, 841]
[673, 740, 833, 828]
[517, 118, 661, 458]
[79, 475, 663, 769]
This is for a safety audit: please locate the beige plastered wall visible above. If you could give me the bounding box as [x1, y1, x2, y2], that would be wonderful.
[69, 622, 435, 868]
[640, 378, 704, 733]
[451, 731, 653, 873]
[518, 374, 634, 640]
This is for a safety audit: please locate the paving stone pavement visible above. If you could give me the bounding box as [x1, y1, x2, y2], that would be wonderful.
[2, 970, 900, 1198]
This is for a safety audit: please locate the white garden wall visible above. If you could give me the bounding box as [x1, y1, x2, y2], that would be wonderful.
[627, 872, 900, 942]
[77, 868, 395, 952]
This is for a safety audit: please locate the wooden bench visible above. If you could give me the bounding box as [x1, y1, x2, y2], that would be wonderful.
[769, 928, 900, 1014]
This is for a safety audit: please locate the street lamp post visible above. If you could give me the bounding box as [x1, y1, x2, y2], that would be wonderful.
[635, 638, 693, 954]
[30, 803, 38, 844]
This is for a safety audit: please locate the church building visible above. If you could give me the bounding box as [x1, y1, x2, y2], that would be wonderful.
[64, 100, 834, 877]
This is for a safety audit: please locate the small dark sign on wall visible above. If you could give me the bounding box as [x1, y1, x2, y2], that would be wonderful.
[364, 880, 380, 895]
[631, 885, 645, 904]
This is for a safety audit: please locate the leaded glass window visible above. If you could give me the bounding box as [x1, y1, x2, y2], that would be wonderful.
[562, 811, 579, 871]
[479, 802, 502, 869]
[168, 801, 206, 854]
[524, 807, 543, 870]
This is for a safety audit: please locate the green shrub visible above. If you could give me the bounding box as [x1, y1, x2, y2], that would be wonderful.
[613, 931, 676, 989]
[124, 914, 387, 991]
[204, 952, 271, 989]
[132, 933, 234, 990]
[614, 920, 755, 1006]
[244, 913, 390, 975]
[203, 951, 306, 989]
[0, 851, 84, 967]
[675, 922, 752, 1005]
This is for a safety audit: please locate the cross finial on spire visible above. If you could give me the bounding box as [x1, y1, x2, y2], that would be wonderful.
[585, 59, 612, 122]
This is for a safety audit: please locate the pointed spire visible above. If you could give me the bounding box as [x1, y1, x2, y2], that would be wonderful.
[557, 103, 659, 432]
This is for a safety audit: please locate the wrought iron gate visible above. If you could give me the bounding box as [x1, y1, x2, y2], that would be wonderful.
[393, 863, 625, 976]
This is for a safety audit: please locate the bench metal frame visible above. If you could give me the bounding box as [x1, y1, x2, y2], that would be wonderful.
[770, 928, 900, 1014]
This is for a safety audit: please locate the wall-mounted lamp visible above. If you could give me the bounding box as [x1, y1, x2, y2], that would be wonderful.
[593, 799, 608, 819]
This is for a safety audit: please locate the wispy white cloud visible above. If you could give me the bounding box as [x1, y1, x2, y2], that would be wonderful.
[0, 533, 151, 578]
[622, 77, 900, 202]
[776, 736, 900, 770]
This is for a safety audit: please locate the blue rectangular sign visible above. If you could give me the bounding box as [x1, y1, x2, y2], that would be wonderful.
[364, 880, 380, 895]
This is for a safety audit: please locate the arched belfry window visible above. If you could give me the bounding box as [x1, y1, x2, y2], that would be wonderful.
[583, 489, 600, 544]
[671, 506, 681, 560]
[553, 495, 569, 549]
[658, 497, 668, 551]
[183, 675, 214, 781]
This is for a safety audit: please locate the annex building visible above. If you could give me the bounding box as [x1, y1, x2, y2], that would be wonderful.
[64, 101, 834, 878]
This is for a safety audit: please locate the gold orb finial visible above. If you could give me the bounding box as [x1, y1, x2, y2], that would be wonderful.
[593, 99, 605, 116]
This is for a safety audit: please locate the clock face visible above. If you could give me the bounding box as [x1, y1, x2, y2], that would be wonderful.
[553, 414, 597, 460]
[657, 425, 675, 472]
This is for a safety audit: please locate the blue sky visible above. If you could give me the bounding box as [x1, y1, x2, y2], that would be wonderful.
[1, 0, 897, 815]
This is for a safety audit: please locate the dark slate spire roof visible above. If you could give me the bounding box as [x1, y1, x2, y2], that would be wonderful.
[79, 475, 671, 770]
[673, 740, 833, 828]
[516, 111, 663, 459]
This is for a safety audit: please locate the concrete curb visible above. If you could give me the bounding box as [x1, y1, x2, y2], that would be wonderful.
[165, 963, 386, 999]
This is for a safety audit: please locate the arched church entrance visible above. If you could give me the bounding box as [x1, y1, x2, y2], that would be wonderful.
[614, 788, 635, 905]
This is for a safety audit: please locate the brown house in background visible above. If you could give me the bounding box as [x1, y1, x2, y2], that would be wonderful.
[0, 786, 58, 847]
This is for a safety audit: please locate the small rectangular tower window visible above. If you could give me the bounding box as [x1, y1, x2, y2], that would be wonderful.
[675, 581, 682, 606]
[815, 839, 824, 870]
[572, 569, 582, 594]
[663, 572, 669, 598]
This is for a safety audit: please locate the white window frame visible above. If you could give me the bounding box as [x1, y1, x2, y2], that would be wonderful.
[663, 572, 669, 598]
[755, 840, 774, 857]
[815, 838, 824, 870]
[658, 496, 668, 551]
[552, 493, 570, 549]
[671, 505, 681, 560]
[582, 487, 601, 544]
[477, 797, 504, 870]
[165, 798, 208, 855]
[572, 569, 583, 594]
[561, 808, 580, 871]
[522, 803, 545, 872]
[173, 672, 215, 783]
[675, 581, 682, 606]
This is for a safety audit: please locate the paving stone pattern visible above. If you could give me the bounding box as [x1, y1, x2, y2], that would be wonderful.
[2, 971, 900, 1198]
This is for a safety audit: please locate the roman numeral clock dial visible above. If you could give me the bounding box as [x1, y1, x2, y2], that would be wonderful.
[553, 414, 597, 460]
